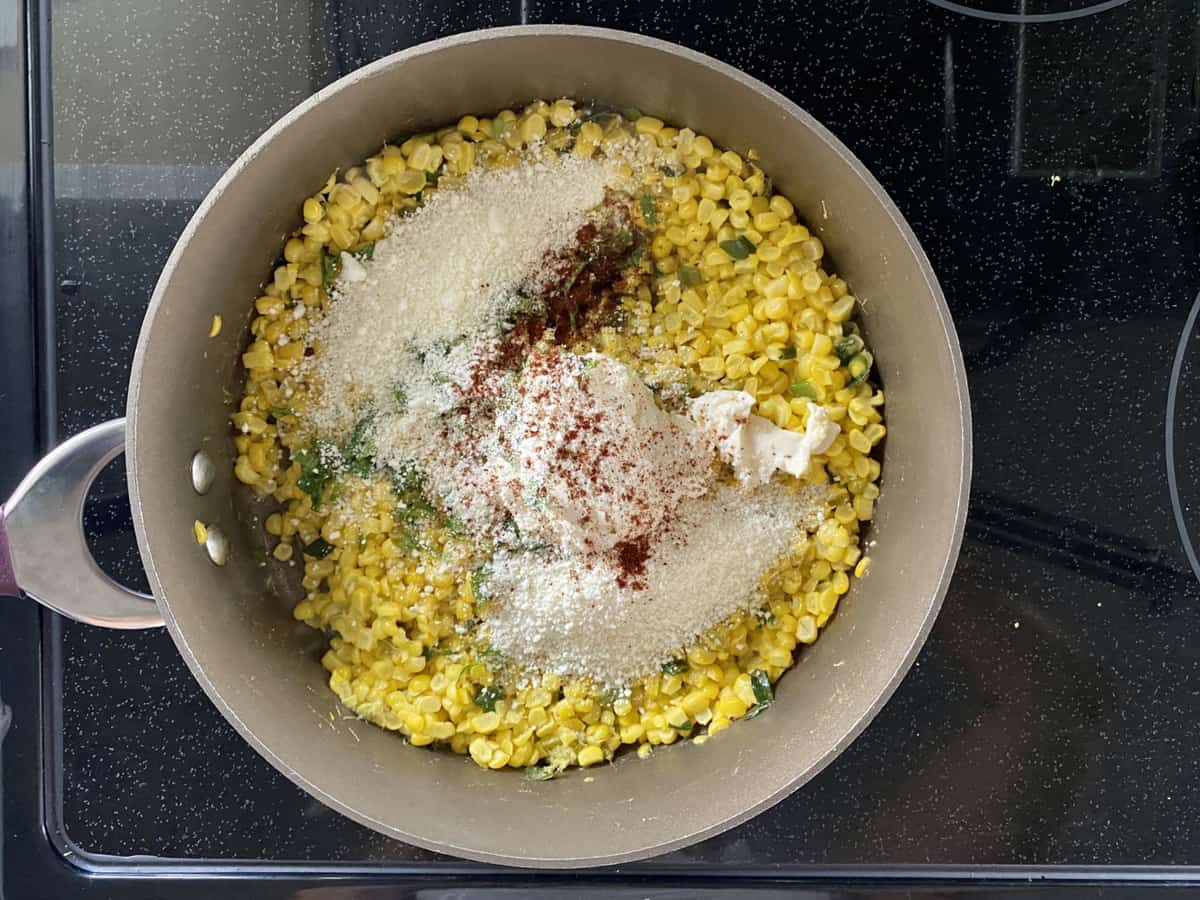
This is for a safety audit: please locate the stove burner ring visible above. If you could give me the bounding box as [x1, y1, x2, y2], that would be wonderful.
[922, 0, 1132, 22]
[1166, 290, 1200, 586]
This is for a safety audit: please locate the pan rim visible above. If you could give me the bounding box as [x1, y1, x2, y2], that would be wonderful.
[126, 23, 972, 868]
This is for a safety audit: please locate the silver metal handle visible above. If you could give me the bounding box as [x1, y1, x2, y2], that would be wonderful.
[1, 418, 163, 629]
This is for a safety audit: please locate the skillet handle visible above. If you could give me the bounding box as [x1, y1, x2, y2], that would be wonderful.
[0, 418, 163, 629]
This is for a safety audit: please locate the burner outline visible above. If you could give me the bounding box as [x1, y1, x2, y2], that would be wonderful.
[1166, 290, 1200, 586]
[923, 0, 1133, 22]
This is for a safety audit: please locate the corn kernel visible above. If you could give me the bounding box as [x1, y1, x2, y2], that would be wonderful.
[469, 738, 493, 766]
[519, 113, 547, 144]
[719, 150, 744, 175]
[234, 456, 259, 485]
[636, 116, 664, 135]
[753, 211, 781, 232]
[472, 712, 500, 734]
[395, 169, 426, 194]
[578, 745, 605, 767]
[796, 615, 818, 644]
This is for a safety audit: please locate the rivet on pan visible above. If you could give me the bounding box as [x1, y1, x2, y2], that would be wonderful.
[191, 450, 216, 495]
[205, 524, 229, 567]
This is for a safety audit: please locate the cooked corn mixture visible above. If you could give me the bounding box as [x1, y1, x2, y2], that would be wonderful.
[230, 99, 885, 776]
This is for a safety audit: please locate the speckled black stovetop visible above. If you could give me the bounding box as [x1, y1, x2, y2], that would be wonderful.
[4, 0, 1200, 893]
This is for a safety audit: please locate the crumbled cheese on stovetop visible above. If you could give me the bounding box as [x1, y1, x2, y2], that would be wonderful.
[483, 481, 826, 686]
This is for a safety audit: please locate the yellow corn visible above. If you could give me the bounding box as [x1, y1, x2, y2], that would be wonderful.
[578, 745, 605, 767]
[228, 99, 883, 774]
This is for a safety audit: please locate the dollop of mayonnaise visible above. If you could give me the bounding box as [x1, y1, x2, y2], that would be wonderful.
[689, 390, 839, 485]
[490, 351, 711, 554]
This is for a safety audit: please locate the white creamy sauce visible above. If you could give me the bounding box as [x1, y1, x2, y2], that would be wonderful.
[689, 390, 840, 486]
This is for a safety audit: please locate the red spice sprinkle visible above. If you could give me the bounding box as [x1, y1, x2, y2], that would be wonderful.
[614, 535, 652, 589]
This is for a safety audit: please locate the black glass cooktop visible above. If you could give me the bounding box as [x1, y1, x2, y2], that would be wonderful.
[4, 0, 1200, 896]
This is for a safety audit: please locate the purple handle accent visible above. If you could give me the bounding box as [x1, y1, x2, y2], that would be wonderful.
[0, 504, 19, 597]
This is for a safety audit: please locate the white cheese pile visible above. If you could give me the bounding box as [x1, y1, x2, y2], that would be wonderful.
[487, 350, 712, 554]
[483, 481, 826, 685]
[690, 390, 840, 485]
[304, 152, 624, 433]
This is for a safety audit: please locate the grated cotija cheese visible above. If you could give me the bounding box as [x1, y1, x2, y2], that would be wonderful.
[303, 150, 627, 434]
[483, 481, 826, 686]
